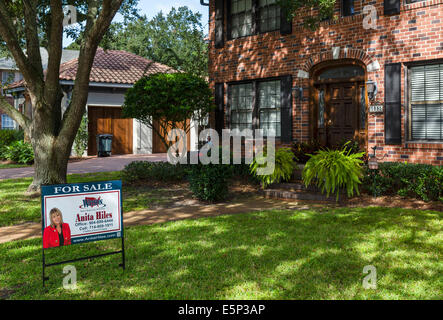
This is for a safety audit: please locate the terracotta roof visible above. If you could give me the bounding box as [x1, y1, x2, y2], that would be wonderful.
[8, 48, 176, 89]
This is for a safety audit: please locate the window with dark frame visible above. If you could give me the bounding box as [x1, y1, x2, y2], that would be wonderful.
[230, 83, 254, 131]
[409, 63, 443, 141]
[258, 0, 281, 33]
[230, 0, 253, 39]
[229, 79, 282, 137]
[341, 0, 355, 17]
[229, 0, 281, 39]
[258, 80, 281, 137]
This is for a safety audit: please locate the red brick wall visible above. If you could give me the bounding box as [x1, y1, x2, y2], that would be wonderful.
[208, 0, 443, 165]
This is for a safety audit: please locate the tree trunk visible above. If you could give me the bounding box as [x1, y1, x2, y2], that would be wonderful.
[26, 99, 72, 194]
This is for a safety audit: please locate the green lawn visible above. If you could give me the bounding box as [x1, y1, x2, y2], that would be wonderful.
[1, 207, 442, 299]
[0, 172, 180, 227]
[0, 163, 30, 169]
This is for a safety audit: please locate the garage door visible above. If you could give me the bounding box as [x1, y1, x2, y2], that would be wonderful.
[88, 106, 133, 156]
[152, 119, 191, 154]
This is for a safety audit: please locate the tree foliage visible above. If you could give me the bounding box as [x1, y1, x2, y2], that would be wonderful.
[122, 72, 214, 151]
[69, 6, 208, 77]
[279, 0, 337, 30]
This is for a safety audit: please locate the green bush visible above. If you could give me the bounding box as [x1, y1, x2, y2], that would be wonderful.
[302, 144, 365, 201]
[122, 161, 190, 183]
[2, 140, 34, 164]
[250, 147, 297, 189]
[0, 129, 24, 147]
[362, 162, 443, 202]
[73, 114, 88, 157]
[188, 164, 232, 202]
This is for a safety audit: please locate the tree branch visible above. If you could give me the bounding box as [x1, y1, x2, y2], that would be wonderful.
[0, 1, 43, 95]
[0, 95, 31, 131]
[57, 0, 124, 149]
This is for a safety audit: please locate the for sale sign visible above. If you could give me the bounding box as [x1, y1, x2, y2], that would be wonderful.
[41, 180, 123, 249]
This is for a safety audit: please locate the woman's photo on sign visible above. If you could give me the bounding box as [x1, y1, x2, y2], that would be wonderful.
[43, 208, 72, 249]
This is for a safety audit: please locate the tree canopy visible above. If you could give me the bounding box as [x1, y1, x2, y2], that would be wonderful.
[68, 6, 208, 77]
[123, 72, 214, 151]
[279, 0, 337, 30]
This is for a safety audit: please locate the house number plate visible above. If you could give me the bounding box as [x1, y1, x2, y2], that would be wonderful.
[369, 104, 384, 113]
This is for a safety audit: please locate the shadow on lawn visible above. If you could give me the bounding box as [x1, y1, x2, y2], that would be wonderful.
[1, 206, 442, 299]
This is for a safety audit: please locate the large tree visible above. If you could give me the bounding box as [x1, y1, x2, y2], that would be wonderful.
[69, 6, 208, 77]
[0, 0, 138, 192]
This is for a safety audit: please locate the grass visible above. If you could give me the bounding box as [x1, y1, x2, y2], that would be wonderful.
[0, 172, 177, 227]
[0, 207, 442, 299]
[0, 163, 30, 169]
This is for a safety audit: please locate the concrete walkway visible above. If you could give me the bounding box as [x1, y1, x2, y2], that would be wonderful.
[0, 153, 167, 180]
[0, 196, 316, 244]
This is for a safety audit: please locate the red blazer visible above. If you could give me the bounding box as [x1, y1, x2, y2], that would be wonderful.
[43, 223, 71, 249]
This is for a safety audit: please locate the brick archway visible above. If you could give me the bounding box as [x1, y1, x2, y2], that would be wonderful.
[299, 48, 379, 75]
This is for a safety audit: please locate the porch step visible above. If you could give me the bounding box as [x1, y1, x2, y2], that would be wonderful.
[262, 181, 346, 202]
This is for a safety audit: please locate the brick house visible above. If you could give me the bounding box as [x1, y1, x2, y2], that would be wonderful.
[206, 0, 443, 165]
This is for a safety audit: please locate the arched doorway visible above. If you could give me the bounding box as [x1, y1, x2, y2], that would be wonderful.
[310, 60, 368, 148]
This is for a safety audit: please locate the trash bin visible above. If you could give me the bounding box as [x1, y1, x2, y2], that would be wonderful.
[96, 134, 113, 157]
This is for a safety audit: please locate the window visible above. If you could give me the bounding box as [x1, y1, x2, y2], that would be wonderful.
[230, 83, 254, 131]
[1, 114, 15, 130]
[409, 63, 443, 141]
[258, 80, 281, 136]
[229, 79, 282, 137]
[229, 0, 281, 39]
[1, 71, 15, 85]
[258, 0, 281, 33]
[342, 0, 355, 17]
[230, 0, 253, 38]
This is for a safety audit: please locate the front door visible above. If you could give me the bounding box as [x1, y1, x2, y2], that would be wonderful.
[316, 82, 363, 147]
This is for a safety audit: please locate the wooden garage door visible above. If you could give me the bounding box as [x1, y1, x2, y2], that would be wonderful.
[88, 106, 133, 156]
[153, 119, 191, 154]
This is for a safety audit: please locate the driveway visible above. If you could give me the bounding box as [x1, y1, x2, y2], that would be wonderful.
[0, 153, 167, 180]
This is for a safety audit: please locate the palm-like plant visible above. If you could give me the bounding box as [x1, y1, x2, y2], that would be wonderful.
[302, 142, 365, 201]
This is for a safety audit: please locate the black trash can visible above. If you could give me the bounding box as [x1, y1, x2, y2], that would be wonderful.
[96, 134, 113, 157]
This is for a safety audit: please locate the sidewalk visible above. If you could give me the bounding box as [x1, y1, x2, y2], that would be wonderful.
[0, 153, 167, 180]
[0, 196, 314, 244]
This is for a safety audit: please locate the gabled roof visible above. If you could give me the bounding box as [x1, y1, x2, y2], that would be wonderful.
[8, 48, 176, 90]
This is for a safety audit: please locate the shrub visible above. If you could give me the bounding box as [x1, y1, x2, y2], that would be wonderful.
[302, 144, 365, 201]
[188, 164, 232, 202]
[362, 162, 443, 202]
[2, 141, 34, 164]
[0, 129, 24, 147]
[73, 114, 88, 157]
[250, 147, 297, 189]
[122, 161, 190, 183]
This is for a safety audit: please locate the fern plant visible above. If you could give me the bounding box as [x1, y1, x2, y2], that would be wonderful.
[302, 143, 365, 201]
[250, 147, 297, 189]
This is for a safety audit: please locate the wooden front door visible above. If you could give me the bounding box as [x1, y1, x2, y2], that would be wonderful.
[316, 82, 362, 147]
[88, 106, 133, 156]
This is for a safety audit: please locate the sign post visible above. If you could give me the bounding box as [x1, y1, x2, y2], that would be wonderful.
[41, 180, 124, 287]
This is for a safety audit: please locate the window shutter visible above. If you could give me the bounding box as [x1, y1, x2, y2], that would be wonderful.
[215, 83, 225, 135]
[280, 5, 292, 35]
[385, 63, 402, 145]
[280, 75, 293, 142]
[384, 0, 400, 15]
[215, 0, 224, 48]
